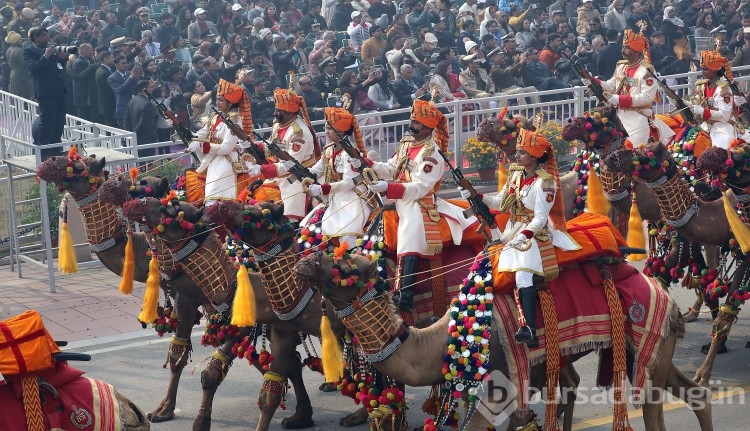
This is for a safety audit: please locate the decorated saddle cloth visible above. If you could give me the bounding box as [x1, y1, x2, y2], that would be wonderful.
[493, 261, 677, 412]
[0, 361, 125, 431]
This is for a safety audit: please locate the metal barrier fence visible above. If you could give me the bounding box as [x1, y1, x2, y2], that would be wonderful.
[3, 65, 750, 290]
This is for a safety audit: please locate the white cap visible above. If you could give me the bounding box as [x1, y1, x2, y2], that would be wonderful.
[351, 10, 362, 19]
[194, 8, 206, 15]
[424, 32, 438, 44]
[231, 4, 242, 11]
[465, 40, 478, 54]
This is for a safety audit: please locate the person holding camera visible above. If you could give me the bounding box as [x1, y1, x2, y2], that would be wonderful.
[24, 26, 69, 157]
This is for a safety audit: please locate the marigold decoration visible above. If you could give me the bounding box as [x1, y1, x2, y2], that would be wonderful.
[432, 255, 494, 428]
[464, 137, 499, 170]
[537, 120, 575, 159]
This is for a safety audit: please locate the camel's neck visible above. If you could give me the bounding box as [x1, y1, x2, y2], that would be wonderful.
[336, 293, 405, 361]
[256, 241, 310, 317]
[179, 233, 235, 303]
[75, 194, 124, 246]
[152, 235, 179, 279]
[644, 173, 697, 227]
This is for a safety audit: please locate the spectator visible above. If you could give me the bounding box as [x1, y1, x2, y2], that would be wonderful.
[515, 19, 535, 49]
[69, 43, 99, 121]
[577, 0, 601, 36]
[694, 12, 714, 38]
[732, 29, 750, 66]
[651, 31, 675, 74]
[10, 7, 35, 37]
[456, 18, 479, 55]
[369, 68, 400, 113]
[348, 11, 371, 51]
[6, 31, 34, 100]
[300, 1, 329, 34]
[430, 59, 467, 102]
[281, 0, 303, 26]
[157, 45, 182, 77]
[604, 0, 629, 33]
[496, 10, 515, 39]
[677, 0, 702, 28]
[141, 59, 160, 81]
[297, 75, 326, 121]
[190, 80, 212, 127]
[41, 5, 60, 27]
[264, 3, 281, 30]
[530, 26, 548, 50]
[596, 29, 621, 80]
[333, 0, 357, 31]
[554, 46, 582, 87]
[530, 8, 550, 32]
[487, 46, 539, 105]
[406, 0, 437, 39]
[308, 40, 329, 76]
[627, 2, 653, 37]
[188, 8, 220, 47]
[539, 32, 561, 73]
[174, 37, 192, 64]
[24, 26, 69, 158]
[95, 51, 117, 127]
[248, 0, 267, 21]
[230, 4, 247, 29]
[100, 13, 123, 46]
[176, 8, 194, 34]
[361, 25, 386, 65]
[370, 0, 398, 26]
[155, 13, 181, 49]
[338, 69, 381, 145]
[548, 0, 575, 21]
[272, 35, 304, 87]
[662, 6, 685, 32]
[459, 54, 495, 98]
[387, 13, 412, 40]
[108, 55, 143, 128]
[586, 17, 606, 42]
[393, 63, 429, 107]
[415, 31, 439, 63]
[124, 79, 159, 159]
[547, 10, 567, 34]
[521, 47, 569, 100]
[314, 57, 340, 97]
[131, 8, 154, 40]
[249, 78, 274, 127]
[186, 54, 207, 88]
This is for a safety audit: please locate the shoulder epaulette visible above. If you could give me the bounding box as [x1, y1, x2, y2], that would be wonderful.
[508, 163, 524, 172]
[696, 78, 709, 85]
[536, 168, 555, 187]
[291, 119, 303, 135]
[616, 60, 628, 66]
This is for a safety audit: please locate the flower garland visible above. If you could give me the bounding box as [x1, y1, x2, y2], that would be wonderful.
[152, 195, 204, 235]
[569, 111, 625, 150]
[570, 151, 602, 217]
[431, 255, 494, 429]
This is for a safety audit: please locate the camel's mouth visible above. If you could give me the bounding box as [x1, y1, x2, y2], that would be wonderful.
[122, 199, 156, 226]
[205, 200, 242, 229]
[294, 255, 321, 284]
[601, 148, 634, 174]
[476, 119, 499, 144]
[98, 177, 127, 204]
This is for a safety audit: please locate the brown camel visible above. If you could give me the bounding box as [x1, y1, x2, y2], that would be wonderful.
[295, 252, 714, 431]
[123, 196, 359, 431]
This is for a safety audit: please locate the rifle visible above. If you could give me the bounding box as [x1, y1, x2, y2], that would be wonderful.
[325, 120, 384, 208]
[560, 51, 606, 103]
[211, 108, 269, 165]
[437, 148, 501, 242]
[143, 89, 200, 164]
[644, 68, 698, 126]
[251, 130, 322, 202]
[727, 80, 750, 127]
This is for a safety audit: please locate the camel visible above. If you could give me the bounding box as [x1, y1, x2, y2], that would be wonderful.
[122, 196, 361, 431]
[295, 252, 714, 431]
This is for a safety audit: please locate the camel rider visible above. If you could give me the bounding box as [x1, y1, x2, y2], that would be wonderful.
[248, 88, 322, 225]
[460, 128, 580, 347]
[301, 107, 374, 247]
[690, 51, 741, 150]
[186, 78, 254, 206]
[593, 29, 674, 147]
[367, 99, 476, 312]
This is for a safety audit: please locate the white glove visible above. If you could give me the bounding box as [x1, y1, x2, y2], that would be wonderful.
[307, 184, 323, 197]
[187, 141, 200, 153]
[507, 233, 528, 247]
[691, 104, 705, 116]
[368, 181, 388, 194]
[278, 159, 296, 174]
[581, 78, 591, 86]
[166, 118, 175, 127]
[247, 164, 261, 176]
[458, 187, 471, 199]
[350, 157, 362, 169]
[607, 94, 619, 106]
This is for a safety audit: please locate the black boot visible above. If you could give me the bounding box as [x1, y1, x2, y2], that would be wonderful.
[393, 256, 418, 312]
[515, 288, 539, 348]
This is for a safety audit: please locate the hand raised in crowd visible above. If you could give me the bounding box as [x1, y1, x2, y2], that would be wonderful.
[44, 46, 57, 57]
[138, 37, 148, 48]
[294, 36, 305, 49]
[337, 47, 346, 57]
[130, 65, 143, 78]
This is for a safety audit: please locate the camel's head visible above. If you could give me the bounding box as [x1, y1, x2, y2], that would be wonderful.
[37, 150, 108, 198]
[563, 104, 627, 154]
[626, 142, 676, 182]
[99, 174, 170, 206]
[698, 143, 750, 191]
[205, 198, 289, 247]
[476, 114, 534, 158]
[295, 250, 388, 310]
[122, 195, 205, 243]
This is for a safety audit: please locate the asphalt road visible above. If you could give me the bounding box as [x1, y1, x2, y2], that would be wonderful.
[65, 277, 750, 431]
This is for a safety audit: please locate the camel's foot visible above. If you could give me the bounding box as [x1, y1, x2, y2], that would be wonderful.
[319, 382, 337, 392]
[193, 408, 211, 431]
[683, 307, 700, 322]
[147, 398, 176, 422]
[694, 367, 711, 387]
[339, 407, 368, 427]
[281, 411, 315, 429]
[700, 341, 728, 355]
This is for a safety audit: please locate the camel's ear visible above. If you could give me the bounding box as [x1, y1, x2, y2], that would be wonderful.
[157, 177, 169, 198]
[183, 204, 204, 223]
[270, 202, 284, 220]
[93, 157, 106, 175]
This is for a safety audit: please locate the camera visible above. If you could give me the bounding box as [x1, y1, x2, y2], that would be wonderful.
[55, 46, 78, 54]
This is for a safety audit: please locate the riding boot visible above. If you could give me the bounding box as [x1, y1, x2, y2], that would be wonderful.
[393, 255, 418, 312]
[515, 288, 539, 348]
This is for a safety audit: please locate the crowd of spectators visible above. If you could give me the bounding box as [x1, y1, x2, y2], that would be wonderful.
[1, 0, 748, 150]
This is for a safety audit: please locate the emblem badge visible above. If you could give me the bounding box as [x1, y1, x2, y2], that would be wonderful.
[645, 77, 654, 86]
[69, 404, 93, 429]
[546, 193, 553, 203]
[724, 94, 732, 104]
[423, 163, 433, 173]
[628, 298, 646, 323]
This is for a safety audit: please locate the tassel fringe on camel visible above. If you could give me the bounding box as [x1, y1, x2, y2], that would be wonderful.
[626, 196, 646, 261]
[138, 251, 160, 323]
[722, 193, 750, 254]
[586, 167, 611, 216]
[57, 196, 78, 274]
[231, 264, 257, 326]
[118, 230, 135, 294]
[320, 300, 344, 383]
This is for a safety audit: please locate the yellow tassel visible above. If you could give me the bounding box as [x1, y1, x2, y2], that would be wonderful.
[626, 199, 646, 261]
[586, 168, 611, 216]
[320, 313, 343, 383]
[231, 265, 257, 326]
[723, 193, 750, 254]
[58, 221, 78, 274]
[118, 233, 135, 294]
[138, 254, 160, 323]
[497, 161, 507, 192]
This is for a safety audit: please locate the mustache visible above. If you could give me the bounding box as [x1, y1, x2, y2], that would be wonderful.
[409, 127, 420, 134]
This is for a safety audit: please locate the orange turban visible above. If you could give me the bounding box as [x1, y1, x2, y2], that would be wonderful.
[623, 28, 652, 65]
[700, 50, 733, 80]
[411, 99, 449, 152]
[325, 107, 365, 153]
[217, 78, 253, 134]
[517, 128, 566, 233]
[273, 88, 321, 158]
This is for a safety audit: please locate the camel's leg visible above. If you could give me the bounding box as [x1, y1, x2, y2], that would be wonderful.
[684, 288, 705, 323]
[149, 294, 198, 422]
[642, 333, 677, 431]
[280, 348, 315, 429]
[559, 364, 580, 431]
[193, 336, 239, 431]
[116, 391, 151, 431]
[256, 328, 312, 431]
[667, 363, 713, 431]
[694, 332, 728, 386]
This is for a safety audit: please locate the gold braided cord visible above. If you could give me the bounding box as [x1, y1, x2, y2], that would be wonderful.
[257, 243, 303, 315]
[77, 198, 122, 245]
[539, 289, 560, 431]
[180, 233, 236, 303]
[647, 174, 696, 222]
[602, 274, 633, 431]
[340, 295, 401, 355]
[22, 376, 45, 431]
